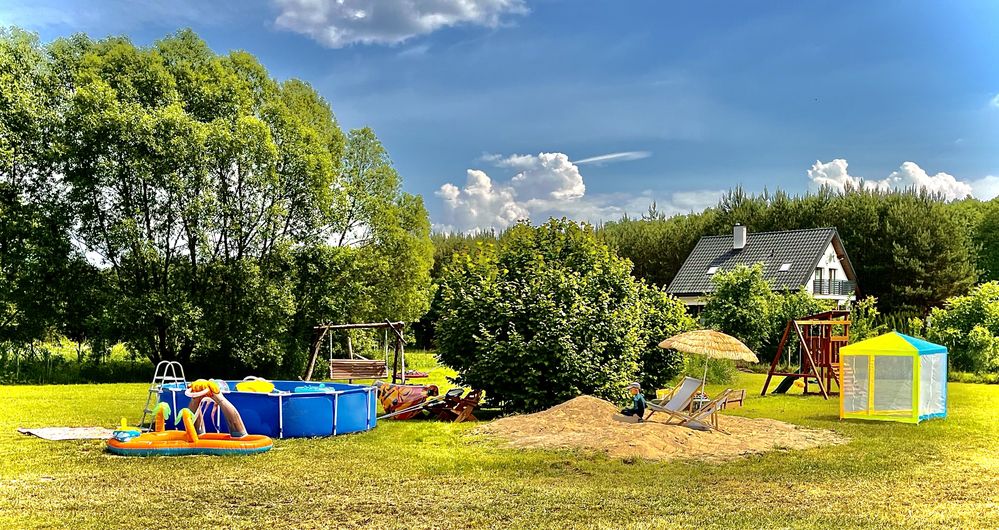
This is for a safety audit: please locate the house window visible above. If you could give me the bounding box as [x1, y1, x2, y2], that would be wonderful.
[778, 263, 792, 272]
[706, 266, 718, 275]
[814, 268, 823, 282]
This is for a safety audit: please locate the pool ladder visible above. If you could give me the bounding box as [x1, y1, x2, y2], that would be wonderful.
[139, 361, 187, 431]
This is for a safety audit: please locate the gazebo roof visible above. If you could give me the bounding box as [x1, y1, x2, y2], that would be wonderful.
[840, 331, 947, 356]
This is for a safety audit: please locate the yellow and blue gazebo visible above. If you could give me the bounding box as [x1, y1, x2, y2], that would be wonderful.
[839, 332, 947, 424]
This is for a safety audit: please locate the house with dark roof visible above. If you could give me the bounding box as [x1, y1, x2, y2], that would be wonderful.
[666, 225, 858, 309]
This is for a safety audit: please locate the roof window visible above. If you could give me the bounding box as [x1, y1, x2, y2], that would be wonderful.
[778, 263, 792, 272]
[706, 266, 718, 275]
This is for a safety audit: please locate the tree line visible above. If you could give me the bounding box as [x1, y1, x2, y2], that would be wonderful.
[426, 187, 994, 336]
[602, 187, 992, 314]
[5, 27, 998, 383]
[424, 188, 999, 377]
[0, 28, 433, 377]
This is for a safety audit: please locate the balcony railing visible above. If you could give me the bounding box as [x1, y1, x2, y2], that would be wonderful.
[813, 279, 855, 296]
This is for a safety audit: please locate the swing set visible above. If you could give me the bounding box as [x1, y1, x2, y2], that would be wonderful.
[303, 320, 412, 384]
[761, 310, 851, 399]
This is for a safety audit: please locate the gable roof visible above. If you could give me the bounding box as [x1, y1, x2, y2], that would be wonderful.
[666, 227, 856, 295]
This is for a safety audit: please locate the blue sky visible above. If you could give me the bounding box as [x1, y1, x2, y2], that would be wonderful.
[4, 1, 999, 231]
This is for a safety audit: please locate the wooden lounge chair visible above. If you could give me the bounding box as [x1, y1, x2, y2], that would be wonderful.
[433, 389, 483, 423]
[672, 389, 733, 434]
[644, 376, 703, 422]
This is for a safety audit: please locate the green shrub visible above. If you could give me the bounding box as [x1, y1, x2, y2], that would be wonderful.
[848, 296, 885, 342]
[0, 356, 152, 384]
[701, 264, 831, 364]
[765, 287, 833, 361]
[701, 264, 777, 353]
[635, 284, 698, 392]
[435, 219, 695, 412]
[925, 282, 999, 373]
[679, 356, 738, 386]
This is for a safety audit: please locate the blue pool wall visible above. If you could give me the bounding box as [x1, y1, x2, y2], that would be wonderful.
[157, 380, 377, 438]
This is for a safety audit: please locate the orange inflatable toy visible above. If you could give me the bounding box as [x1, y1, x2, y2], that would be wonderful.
[107, 380, 272, 457]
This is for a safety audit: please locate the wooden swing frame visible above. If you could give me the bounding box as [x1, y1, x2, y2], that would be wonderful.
[761, 310, 850, 399]
[303, 320, 409, 384]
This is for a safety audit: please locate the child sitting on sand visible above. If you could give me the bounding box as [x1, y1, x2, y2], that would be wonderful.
[620, 382, 646, 421]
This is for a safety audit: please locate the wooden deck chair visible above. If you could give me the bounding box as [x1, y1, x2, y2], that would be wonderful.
[672, 389, 733, 434]
[644, 376, 703, 423]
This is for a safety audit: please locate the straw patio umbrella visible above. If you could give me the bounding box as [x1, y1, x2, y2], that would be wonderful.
[658, 329, 759, 392]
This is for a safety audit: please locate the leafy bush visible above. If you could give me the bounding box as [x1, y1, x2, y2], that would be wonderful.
[0, 338, 152, 384]
[848, 296, 885, 343]
[701, 264, 778, 353]
[635, 284, 698, 391]
[680, 356, 738, 385]
[435, 219, 695, 412]
[925, 282, 999, 373]
[766, 287, 833, 359]
[700, 264, 831, 363]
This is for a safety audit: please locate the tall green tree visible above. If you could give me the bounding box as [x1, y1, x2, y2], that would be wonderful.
[969, 199, 999, 282]
[0, 28, 97, 347]
[0, 28, 433, 375]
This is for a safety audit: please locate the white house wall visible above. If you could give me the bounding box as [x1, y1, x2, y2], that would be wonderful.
[807, 242, 852, 303]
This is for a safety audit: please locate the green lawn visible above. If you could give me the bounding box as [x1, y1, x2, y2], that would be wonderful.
[1, 372, 997, 529]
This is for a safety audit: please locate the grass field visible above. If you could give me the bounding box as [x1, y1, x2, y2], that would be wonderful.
[1, 365, 997, 529]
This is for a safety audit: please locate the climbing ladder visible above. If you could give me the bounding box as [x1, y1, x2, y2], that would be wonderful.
[139, 361, 186, 431]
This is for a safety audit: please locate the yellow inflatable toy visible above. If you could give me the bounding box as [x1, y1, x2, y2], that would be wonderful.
[235, 376, 275, 393]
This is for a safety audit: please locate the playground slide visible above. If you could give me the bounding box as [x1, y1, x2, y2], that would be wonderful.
[772, 375, 796, 394]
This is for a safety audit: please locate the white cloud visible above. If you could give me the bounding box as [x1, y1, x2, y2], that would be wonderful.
[482, 153, 537, 169]
[574, 151, 652, 165]
[971, 176, 999, 200]
[435, 169, 527, 232]
[991, 93, 999, 109]
[436, 152, 721, 232]
[808, 159, 975, 201]
[273, 0, 528, 47]
[509, 152, 585, 200]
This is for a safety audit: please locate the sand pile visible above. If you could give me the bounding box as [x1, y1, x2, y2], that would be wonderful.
[474, 395, 846, 462]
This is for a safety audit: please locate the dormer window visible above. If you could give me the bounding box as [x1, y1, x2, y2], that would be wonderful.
[706, 266, 718, 275]
[778, 263, 792, 272]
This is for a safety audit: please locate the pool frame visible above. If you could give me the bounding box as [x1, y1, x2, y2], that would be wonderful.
[157, 380, 378, 438]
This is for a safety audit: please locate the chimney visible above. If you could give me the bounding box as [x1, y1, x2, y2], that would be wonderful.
[733, 224, 747, 250]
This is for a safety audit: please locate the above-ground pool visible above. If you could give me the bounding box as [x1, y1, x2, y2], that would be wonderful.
[158, 381, 377, 438]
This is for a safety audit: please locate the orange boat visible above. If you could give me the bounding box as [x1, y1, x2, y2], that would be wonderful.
[107, 380, 273, 457]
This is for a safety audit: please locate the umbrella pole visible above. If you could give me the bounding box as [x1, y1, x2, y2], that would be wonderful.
[701, 356, 708, 395]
